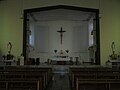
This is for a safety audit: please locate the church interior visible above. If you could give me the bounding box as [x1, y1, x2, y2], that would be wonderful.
[0, 0, 120, 90]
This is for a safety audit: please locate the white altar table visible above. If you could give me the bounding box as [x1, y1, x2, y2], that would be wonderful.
[49, 57, 70, 65]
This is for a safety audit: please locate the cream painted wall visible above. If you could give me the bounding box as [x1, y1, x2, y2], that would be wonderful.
[100, 0, 120, 65]
[0, 0, 23, 56]
[0, 0, 120, 65]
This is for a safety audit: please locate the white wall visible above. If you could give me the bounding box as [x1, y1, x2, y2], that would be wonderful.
[28, 20, 89, 62]
[34, 26, 49, 53]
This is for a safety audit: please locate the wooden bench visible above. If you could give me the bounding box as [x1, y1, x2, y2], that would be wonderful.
[69, 66, 120, 90]
[0, 66, 53, 90]
[76, 79, 120, 90]
[0, 71, 47, 89]
[0, 78, 43, 90]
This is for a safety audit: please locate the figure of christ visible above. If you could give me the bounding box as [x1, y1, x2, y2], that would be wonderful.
[57, 27, 66, 44]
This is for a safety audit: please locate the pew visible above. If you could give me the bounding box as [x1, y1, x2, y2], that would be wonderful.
[0, 70, 52, 87]
[76, 79, 120, 90]
[0, 71, 47, 88]
[76, 79, 107, 90]
[69, 66, 120, 90]
[0, 79, 42, 90]
[0, 66, 53, 90]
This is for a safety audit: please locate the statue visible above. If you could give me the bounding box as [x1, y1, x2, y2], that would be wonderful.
[2, 42, 14, 60]
[110, 42, 117, 60]
[6, 42, 14, 60]
[111, 42, 115, 54]
[7, 42, 12, 54]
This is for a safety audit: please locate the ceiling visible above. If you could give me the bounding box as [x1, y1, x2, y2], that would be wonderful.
[28, 9, 95, 22]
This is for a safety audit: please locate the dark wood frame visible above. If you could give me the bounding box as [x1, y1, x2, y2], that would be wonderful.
[23, 5, 100, 65]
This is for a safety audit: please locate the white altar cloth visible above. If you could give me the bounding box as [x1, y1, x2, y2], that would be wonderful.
[49, 57, 70, 61]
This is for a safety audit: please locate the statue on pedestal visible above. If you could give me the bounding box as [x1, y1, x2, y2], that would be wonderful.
[6, 42, 14, 60]
[110, 42, 117, 60]
[7, 42, 12, 54]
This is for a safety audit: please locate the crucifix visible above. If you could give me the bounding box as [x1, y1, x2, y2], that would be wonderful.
[57, 27, 66, 44]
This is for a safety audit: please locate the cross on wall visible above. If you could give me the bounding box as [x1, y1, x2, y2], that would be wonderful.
[57, 27, 66, 44]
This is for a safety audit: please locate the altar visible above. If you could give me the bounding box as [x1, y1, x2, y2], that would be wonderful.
[49, 56, 70, 65]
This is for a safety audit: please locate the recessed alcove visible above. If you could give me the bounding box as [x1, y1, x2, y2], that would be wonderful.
[23, 5, 100, 65]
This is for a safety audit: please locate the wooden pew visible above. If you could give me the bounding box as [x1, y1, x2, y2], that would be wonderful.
[69, 66, 120, 82]
[76, 79, 120, 90]
[0, 78, 43, 90]
[69, 66, 120, 90]
[5, 66, 52, 80]
[0, 71, 46, 89]
[0, 66, 52, 85]
[76, 79, 107, 90]
[0, 66, 53, 90]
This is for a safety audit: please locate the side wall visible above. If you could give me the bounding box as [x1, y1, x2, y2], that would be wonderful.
[100, 0, 120, 64]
